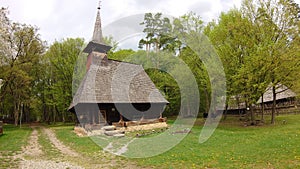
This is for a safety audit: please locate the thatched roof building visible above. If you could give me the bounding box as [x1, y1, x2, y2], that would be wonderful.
[68, 4, 168, 127]
[257, 84, 297, 104]
[216, 95, 247, 115]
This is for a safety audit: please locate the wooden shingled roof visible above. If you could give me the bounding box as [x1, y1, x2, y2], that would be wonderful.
[257, 84, 297, 104]
[69, 53, 168, 109]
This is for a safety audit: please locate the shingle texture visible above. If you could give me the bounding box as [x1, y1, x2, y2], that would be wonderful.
[69, 53, 168, 109]
[257, 84, 297, 103]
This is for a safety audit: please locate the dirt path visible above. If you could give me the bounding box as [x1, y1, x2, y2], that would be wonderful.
[42, 127, 79, 157]
[22, 128, 43, 157]
[14, 124, 142, 169]
[17, 126, 83, 169]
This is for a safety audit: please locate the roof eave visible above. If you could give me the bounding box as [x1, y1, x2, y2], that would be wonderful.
[83, 41, 112, 54]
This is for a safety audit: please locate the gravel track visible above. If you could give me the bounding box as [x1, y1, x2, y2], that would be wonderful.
[42, 127, 79, 157]
[14, 125, 143, 169]
[16, 126, 83, 169]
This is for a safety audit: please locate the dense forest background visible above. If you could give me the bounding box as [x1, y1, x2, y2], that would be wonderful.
[0, 0, 299, 125]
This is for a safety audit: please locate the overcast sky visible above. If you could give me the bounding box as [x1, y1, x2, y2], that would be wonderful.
[1, 0, 299, 48]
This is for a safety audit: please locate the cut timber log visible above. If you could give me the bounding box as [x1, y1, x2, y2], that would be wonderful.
[125, 118, 168, 127]
[113, 134, 125, 138]
[104, 130, 124, 136]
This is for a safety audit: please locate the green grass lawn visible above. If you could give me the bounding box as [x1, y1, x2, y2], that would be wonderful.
[0, 124, 31, 168]
[133, 115, 300, 169]
[51, 115, 300, 169]
[52, 125, 102, 156]
[2, 115, 298, 169]
[53, 124, 139, 168]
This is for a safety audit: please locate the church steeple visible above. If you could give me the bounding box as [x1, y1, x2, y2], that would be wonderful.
[83, 1, 112, 54]
[92, 1, 103, 43]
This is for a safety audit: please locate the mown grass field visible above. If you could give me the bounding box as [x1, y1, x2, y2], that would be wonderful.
[53, 115, 300, 169]
[133, 115, 300, 169]
[1, 115, 299, 169]
[0, 124, 31, 168]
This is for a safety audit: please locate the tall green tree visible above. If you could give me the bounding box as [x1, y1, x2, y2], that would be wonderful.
[173, 12, 211, 114]
[43, 38, 84, 123]
[206, 0, 300, 124]
[139, 12, 213, 117]
[0, 7, 45, 125]
[241, 0, 300, 124]
[139, 13, 173, 54]
[206, 8, 271, 122]
[120, 50, 181, 116]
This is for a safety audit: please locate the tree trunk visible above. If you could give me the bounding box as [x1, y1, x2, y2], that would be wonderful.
[156, 37, 160, 54]
[53, 105, 57, 124]
[223, 103, 228, 120]
[271, 85, 276, 124]
[55, 105, 61, 122]
[26, 105, 30, 123]
[14, 101, 20, 126]
[250, 105, 255, 123]
[19, 103, 23, 128]
[43, 104, 50, 124]
[62, 113, 65, 123]
[204, 89, 210, 114]
[261, 94, 264, 122]
[146, 44, 150, 57]
[237, 96, 242, 120]
[187, 101, 191, 117]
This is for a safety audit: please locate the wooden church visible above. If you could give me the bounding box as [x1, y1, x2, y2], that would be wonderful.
[68, 4, 168, 129]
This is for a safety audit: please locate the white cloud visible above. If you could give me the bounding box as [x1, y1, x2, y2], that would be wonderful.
[22, 0, 55, 21]
[6, 0, 298, 46]
[1, 0, 243, 44]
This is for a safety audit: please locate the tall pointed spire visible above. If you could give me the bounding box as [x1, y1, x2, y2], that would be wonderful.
[83, 1, 112, 54]
[92, 1, 103, 43]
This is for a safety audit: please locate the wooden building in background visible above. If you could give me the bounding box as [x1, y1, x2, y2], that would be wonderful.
[256, 84, 299, 114]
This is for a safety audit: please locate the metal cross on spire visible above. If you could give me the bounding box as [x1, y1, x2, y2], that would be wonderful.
[98, 1, 101, 10]
[82, 0, 112, 54]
